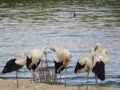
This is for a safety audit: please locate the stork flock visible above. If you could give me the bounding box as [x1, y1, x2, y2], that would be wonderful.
[2, 43, 109, 89]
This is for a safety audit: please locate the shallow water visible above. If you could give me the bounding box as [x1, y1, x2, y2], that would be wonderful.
[0, 0, 120, 88]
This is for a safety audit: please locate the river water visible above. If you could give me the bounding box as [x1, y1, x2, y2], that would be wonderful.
[0, 0, 120, 88]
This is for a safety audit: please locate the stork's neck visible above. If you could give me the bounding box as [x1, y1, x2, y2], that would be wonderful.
[41, 47, 47, 52]
[94, 47, 100, 55]
[53, 46, 59, 52]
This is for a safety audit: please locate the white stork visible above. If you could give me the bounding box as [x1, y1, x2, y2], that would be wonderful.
[2, 53, 26, 88]
[50, 46, 71, 86]
[26, 46, 47, 82]
[74, 47, 94, 90]
[92, 43, 106, 88]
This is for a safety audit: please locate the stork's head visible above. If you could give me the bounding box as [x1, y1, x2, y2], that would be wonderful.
[41, 46, 47, 51]
[50, 46, 57, 52]
[94, 43, 101, 52]
[101, 49, 108, 56]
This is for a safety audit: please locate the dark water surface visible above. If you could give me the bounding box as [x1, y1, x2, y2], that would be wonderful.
[0, 0, 120, 88]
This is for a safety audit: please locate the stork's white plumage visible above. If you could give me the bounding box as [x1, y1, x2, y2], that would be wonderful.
[26, 46, 47, 82]
[75, 48, 94, 72]
[29, 47, 46, 64]
[50, 46, 71, 72]
[15, 53, 26, 66]
[100, 49, 110, 64]
[2, 53, 26, 88]
[93, 43, 109, 64]
[50, 46, 71, 86]
[50, 46, 71, 62]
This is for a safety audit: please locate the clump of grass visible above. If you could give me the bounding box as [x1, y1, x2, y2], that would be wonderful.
[37, 65, 58, 85]
[37, 52, 59, 85]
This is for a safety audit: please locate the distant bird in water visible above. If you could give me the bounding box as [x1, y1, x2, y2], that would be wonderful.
[2, 53, 26, 88]
[73, 12, 76, 18]
[26, 47, 47, 82]
[50, 46, 71, 86]
[74, 47, 95, 90]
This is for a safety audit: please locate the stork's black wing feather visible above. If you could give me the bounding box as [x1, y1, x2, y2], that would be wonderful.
[92, 61, 105, 81]
[2, 59, 23, 73]
[54, 61, 64, 73]
[26, 56, 32, 70]
[74, 61, 85, 73]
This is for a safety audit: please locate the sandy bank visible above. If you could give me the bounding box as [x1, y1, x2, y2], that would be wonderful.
[0, 79, 119, 90]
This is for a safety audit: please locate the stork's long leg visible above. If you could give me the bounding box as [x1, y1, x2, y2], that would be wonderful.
[30, 69, 34, 83]
[58, 73, 61, 86]
[30, 69, 37, 82]
[33, 70, 37, 82]
[16, 71, 19, 88]
[34, 69, 39, 83]
[95, 75, 98, 88]
[65, 68, 67, 87]
[86, 72, 89, 90]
